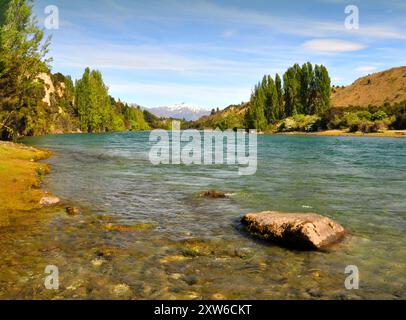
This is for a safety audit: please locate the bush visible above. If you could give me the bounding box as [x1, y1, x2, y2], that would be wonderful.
[349, 119, 390, 133]
[370, 120, 388, 132]
[278, 115, 321, 132]
[325, 108, 395, 133]
[355, 110, 373, 121]
[371, 110, 388, 121]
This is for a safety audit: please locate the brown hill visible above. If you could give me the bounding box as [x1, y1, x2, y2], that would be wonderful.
[332, 66, 406, 107]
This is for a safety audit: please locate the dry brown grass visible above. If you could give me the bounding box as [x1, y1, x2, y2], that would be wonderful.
[277, 129, 406, 138]
[0, 142, 52, 221]
[332, 66, 406, 107]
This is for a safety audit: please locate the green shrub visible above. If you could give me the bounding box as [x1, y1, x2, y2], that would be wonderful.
[371, 110, 388, 121]
[278, 115, 321, 132]
[355, 110, 373, 121]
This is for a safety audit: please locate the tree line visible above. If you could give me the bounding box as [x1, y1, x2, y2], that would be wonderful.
[245, 63, 331, 131]
[0, 0, 151, 140]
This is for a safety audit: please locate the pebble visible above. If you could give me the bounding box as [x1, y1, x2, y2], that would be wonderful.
[184, 275, 199, 286]
[187, 292, 200, 299]
[91, 258, 105, 267]
[113, 284, 132, 296]
[211, 293, 227, 300]
[39, 196, 60, 206]
[169, 273, 183, 280]
[66, 207, 80, 216]
[160, 255, 188, 264]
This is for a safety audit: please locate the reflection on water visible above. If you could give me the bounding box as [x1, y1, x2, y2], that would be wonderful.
[1, 132, 405, 299]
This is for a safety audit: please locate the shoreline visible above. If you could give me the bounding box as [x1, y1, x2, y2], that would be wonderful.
[21, 128, 406, 139]
[264, 129, 406, 138]
[0, 141, 54, 218]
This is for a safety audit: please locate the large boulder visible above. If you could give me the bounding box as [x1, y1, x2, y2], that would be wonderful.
[242, 211, 345, 250]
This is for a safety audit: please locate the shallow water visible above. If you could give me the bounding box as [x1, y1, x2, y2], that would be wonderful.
[1, 132, 405, 299]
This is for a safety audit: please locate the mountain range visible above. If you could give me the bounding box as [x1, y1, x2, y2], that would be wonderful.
[144, 103, 210, 121]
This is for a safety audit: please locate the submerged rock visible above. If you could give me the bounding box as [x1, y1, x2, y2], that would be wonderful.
[242, 211, 345, 250]
[39, 196, 60, 206]
[66, 207, 80, 216]
[200, 190, 227, 199]
[184, 275, 199, 286]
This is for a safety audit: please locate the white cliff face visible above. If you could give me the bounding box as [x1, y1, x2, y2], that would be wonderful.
[37, 73, 66, 114]
[146, 103, 210, 121]
[37, 73, 55, 105]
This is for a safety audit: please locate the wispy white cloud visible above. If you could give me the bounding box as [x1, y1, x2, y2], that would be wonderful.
[50, 40, 297, 79]
[355, 66, 377, 72]
[302, 39, 366, 53]
[49, 0, 406, 41]
[170, 0, 406, 40]
[52, 43, 254, 74]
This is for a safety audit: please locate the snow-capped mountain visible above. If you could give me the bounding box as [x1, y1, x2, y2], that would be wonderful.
[146, 103, 210, 121]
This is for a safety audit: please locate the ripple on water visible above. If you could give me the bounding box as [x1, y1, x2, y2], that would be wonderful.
[7, 132, 405, 299]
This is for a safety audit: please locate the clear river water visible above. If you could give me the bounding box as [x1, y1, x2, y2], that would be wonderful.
[1, 132, 405, 300]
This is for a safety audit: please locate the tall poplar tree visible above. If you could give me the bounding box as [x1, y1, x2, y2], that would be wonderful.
[275, 73, 284, 120]
[263, 75, 278, 123]
[283, 64, 301, 117]
[75, 68, 114, 132]
[313, 64, 331, 115]
[245, 62, 331, 130]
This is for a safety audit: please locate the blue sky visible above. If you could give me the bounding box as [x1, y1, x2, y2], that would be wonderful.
[33, 0, 406, 110]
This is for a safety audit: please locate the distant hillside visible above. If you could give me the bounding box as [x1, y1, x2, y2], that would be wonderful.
[146, 103, 210, 121]
[332, 66, 406, 107]
[190, 103, 248, 130]
[190, 66, 406, 132]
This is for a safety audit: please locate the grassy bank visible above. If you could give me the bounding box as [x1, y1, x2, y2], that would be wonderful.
[0, 141, 52, 220]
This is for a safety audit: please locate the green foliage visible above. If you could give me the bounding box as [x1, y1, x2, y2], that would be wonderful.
[371, 110, 388, 121]
[245, 82, 268, 131]
[245, 62, 331, 130]
[75, 68, 112, 132]
[143, 109, 170, 129]
[0, 0, 11, 27]
[0, 0, 51, 140]
[74, 69, 151, 133]
[313, 65, 331, 115]
[275, 73, 284, 118]
[122, 104, 149, 130]
[278, 114, 321, 132]
[190, 103, 246, 130]
[326, 109, 394, 133]
[283, 64, 302, 116]
[323, 102, 406, 132]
